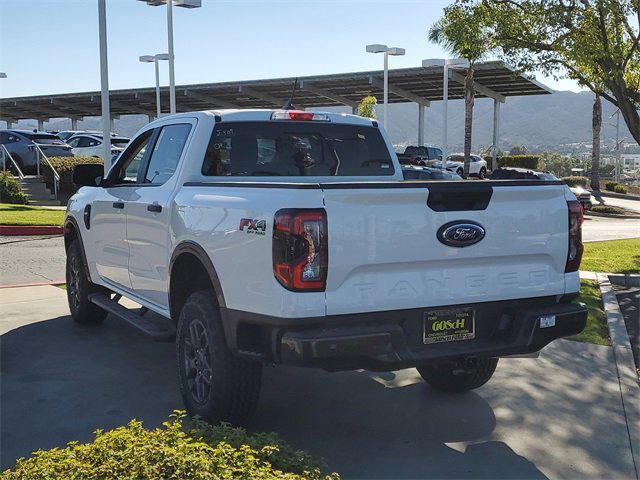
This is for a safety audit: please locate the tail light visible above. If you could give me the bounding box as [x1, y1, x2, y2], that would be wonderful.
[271, 110, 330, 122]
[565, 200, 584, 272]
[273, 209, 327, 291]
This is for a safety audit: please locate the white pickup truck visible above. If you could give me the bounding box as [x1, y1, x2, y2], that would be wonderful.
[65, 109, 587, 424]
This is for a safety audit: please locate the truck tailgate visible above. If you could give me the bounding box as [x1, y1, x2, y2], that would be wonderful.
[322, 182, 569, 315]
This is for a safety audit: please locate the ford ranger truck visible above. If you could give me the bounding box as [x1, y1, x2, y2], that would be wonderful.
[65, 109, 587, 424]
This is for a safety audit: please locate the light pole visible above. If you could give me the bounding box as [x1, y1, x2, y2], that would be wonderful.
[137, 0, 201, 114]
[140, 54, 169, 118]
[422, 58, 469, 169]
[98, 0, 111, 171]
[366, 44, 405, 129]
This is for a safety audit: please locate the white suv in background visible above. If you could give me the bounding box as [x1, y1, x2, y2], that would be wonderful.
[67, 133, 130, 158]
[436, 153, 488, 178]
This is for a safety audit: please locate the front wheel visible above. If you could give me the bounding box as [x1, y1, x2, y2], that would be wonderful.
[456, 168, 464, 177]
[417, 357, 498, 393]
[176, 290, 262, 424]
[478, 167, 487, 179]
[66, 239, 108, 324]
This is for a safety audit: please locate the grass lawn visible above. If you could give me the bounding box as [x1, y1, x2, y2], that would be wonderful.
[568, 279, 611, 346]
[581, 238, 640, 274]
[0, 203, 64, 226]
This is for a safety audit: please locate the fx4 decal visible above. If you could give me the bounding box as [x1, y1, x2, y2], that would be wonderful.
[239, 218, 267, 235]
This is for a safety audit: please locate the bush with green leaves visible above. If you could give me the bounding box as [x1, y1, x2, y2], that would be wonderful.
[0, 171, 28, 205]
[43, 156, 103, 194]
[357, 95, 377, 118]
[605, 181, 618, 191]
[1, 411, 339, 480]
[498, 155, 541, 170]
[613, 184, 628, 194]
[591, 205, 624, 215]
[562, 176, 590, 188]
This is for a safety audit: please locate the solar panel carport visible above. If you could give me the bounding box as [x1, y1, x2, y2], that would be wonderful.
[0, 60, 551, 167]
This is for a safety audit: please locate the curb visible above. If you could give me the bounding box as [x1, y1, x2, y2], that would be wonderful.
[596, 273, 639, 479]
[0, 280, 65, 289]
[0, 225, 64, 236]
[599, 191, 640, 202]
[584, 211, 640, 220]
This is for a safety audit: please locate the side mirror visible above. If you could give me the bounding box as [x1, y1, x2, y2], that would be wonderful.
[73, 163, 104, 187]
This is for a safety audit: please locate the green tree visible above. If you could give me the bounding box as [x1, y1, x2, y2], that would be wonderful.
[429, 4, 494, 177]
[357, 95, 377, 118]
[591, 94, 602, 190]
[470, 0, 640, 146]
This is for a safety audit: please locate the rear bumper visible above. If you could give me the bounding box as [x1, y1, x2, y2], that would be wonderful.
[223, 296, 587, 371]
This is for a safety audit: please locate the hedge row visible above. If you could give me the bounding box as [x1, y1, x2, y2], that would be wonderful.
[1, 412, 339, 480]
[605, 181, 628, 194]
[0, 171, 28, 204]
[561, 176, 590, 188]
[42, 156, 103, 194]
[497, 155, 541, 170]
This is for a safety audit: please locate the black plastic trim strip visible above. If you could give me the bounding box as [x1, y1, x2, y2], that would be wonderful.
[184, 179, 563, 189]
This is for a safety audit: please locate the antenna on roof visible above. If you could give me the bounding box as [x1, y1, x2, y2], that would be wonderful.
[282, 78, 298, 110]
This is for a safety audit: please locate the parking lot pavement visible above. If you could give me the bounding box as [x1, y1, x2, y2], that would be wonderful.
[1, 286, 636, 478]
[0, 235, 65, 286]
[582, 215, 640, 242]
[600, 195, 640, 214]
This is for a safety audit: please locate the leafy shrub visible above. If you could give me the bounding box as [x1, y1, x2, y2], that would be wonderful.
[42, 156, 103, 194]
[0, 171, 28, 205]
[1, 412, 339, 480]
[562, 176, 590, 188]
[498, 155, 541, 170]
[614, 184, 628, 194]
[605, 181, 618, 191]
[357, 95, 377, 118]
[591, 205, 624, 215]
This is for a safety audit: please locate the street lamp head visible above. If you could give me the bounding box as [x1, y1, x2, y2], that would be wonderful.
[422, 58, 445, 67]
[0, 72, 6, 78]
[137, 0, 201, 7]
[155, 53, 170, 60]
[139, 55, 156, 63]
[387, 47, 405, 56]
[366, 44, 388, 54]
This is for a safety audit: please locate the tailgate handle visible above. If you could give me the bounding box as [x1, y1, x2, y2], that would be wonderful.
[427, 185, 492, 211]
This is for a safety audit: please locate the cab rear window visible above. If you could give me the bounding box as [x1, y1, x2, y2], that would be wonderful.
[201, 121, 394, 177]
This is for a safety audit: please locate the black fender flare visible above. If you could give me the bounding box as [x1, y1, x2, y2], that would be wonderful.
[64, 216, 91, 280]
[168, 240, 227, 310]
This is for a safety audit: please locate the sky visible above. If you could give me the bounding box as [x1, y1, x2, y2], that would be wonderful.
[0, 0, 582, 99]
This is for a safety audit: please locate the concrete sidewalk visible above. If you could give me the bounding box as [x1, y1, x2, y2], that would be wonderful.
[0, 285, 637, 478]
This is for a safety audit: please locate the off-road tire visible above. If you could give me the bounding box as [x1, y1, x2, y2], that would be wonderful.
[66, 239, 108, 324]
[176, 290, 262, 424]
[478, 167, 487, 179]
[417, 358, 499, 393]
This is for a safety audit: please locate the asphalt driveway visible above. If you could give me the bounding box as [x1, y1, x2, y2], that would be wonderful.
[1, 286, 636, 478]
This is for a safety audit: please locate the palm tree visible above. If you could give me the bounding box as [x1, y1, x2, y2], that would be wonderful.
[591, 94, 601, 191]
[429, 7, 491, 178]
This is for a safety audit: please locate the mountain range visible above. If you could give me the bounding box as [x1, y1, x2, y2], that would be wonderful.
[5, 90, 632, 151]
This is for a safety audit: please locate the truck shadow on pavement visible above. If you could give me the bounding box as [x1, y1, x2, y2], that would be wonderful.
[2, 313, 547, 478]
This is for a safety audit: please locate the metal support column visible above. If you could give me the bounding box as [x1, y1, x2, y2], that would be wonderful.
[37, 119, 44, 131]
[352, 105, 358, 115]
[148, 114, 156, 123]
[71, 118, 78, 130]
[98, 0, 111, 172]
[492, 99, 501, 171]
[418, 103, 425, 146]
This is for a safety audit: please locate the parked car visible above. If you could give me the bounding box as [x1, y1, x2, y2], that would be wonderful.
[57, 130, 118, 142]
[402, 165, 462, 180]
[66, 134, 130, 158]
[396, 145, 442, 166]
[0, 130, 73, 174]
[490, 167, 593, 209]
[434, 153, 488, 178]
[65, 108, 587, 425]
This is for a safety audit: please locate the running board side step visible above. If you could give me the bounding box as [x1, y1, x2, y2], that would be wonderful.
[88, 293, 174, 342]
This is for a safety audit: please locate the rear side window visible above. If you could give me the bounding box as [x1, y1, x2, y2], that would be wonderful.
[405, 146, 425, 156]
[202, 121, 393, 177]
[144, 124, 191, 184]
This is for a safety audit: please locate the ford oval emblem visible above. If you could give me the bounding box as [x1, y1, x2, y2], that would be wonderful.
[437, 221, 485, 248]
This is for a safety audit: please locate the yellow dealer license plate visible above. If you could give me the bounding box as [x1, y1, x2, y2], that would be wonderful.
[423, 307, 475, 344]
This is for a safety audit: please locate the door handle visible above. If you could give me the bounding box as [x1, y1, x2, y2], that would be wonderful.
[112, 201, 125, 209]
[147, 203, 162, 213]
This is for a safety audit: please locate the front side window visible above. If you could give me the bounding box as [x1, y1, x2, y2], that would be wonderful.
[109, 130, 153, 184]
[144, 124, 191, 184]
[202, 121, 393, 177]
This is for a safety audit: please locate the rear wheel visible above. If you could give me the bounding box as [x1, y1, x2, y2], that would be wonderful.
[417, 357, 498, 393]
[456, 167, 464, 176]
[66, 239, 108, 324]
[478, 167, 487, 179]
[176, 290, 262, 424]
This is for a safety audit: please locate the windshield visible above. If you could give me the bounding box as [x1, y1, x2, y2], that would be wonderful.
[202, 121, 394, 177]
[25, 134, 66, 145]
